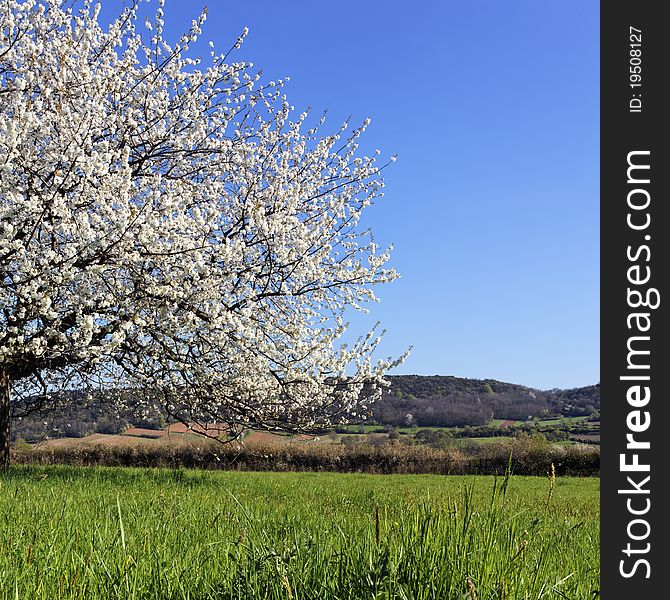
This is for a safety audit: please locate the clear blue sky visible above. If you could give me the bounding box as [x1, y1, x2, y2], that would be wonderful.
[101, 0, 599, 390]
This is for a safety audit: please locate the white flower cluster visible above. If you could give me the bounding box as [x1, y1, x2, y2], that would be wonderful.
[0, 0, 406, 431]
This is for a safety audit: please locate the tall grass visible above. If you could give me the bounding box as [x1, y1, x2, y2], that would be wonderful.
[0, 466, 599, 599]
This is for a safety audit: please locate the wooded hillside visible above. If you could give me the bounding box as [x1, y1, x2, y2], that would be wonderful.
[11, 376, 600, 442]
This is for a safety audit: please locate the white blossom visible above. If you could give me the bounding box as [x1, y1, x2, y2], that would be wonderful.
[0, 0, 406, 442]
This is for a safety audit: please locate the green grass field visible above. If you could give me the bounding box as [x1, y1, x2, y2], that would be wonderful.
[0, 466, 599, 599]
[535, 416, 591, 427]
[342, 425, 456, 435]
[452, 436, 505, 445]
[489, 419, 517, 427]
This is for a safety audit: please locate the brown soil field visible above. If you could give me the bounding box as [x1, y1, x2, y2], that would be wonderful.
[239, 430, 322, 445]
[123, 428, 164, 439]
[30, 424, 325, 451]
[35, 433, 159, 448]
[571, 434, 600, 443]
[165, 422, 231, 436]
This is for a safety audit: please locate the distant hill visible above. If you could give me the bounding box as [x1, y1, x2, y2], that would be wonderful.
[372, 376, 599, 428]
[10, 375, 599, 442]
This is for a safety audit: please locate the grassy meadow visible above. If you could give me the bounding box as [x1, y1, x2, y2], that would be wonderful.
[0, 466, 598, 599]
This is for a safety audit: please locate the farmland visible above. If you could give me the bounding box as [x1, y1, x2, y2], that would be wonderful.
[10, 376, 600, 448]
[12, 412, 600, 459]
[0, 465, 599, 599]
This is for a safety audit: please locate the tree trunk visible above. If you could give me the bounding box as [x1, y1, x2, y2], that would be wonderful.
[0, 368, 10, 470]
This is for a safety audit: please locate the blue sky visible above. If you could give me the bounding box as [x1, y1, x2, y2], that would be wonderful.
[101, 1, 599, 390]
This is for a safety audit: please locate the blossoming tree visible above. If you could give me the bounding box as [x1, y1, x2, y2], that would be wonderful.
[0, 0, 403, 468]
